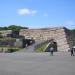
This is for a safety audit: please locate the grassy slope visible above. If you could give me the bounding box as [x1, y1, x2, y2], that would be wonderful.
[35, 43, 47, 52]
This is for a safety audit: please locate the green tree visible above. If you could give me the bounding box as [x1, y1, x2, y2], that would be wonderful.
[0, 25, 28, 31]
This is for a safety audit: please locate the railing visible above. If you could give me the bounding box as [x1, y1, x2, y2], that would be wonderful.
[34, 39, 53, 51]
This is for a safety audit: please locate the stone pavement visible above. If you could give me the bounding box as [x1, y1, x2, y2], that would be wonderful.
[0, 52, 75, 75]
[16, 40, 45, 52]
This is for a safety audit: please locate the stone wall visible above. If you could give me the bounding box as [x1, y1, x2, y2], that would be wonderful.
[20, 27, 71, 51]
[0, 30, 19, 38]
[0, 30, 12, 37]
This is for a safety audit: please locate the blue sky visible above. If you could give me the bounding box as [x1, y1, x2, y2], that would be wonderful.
[0, 0, 75, 29]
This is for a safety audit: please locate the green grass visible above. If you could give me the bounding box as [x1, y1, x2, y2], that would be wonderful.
[0, 38, 16, 42]
[0, 46, 17, 48]
[35, 43, 47, 52]
[0, 46, 20, 53]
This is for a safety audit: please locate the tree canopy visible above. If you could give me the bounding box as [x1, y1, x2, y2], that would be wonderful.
[70, 29, 75, 32]
[0, 25, 28, 31]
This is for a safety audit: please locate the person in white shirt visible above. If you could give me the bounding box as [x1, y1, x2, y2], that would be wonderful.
[50, 47, 54, 56]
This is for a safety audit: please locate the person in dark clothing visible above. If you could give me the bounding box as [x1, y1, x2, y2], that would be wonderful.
[73, 46, 75, 53]
[71, 48, 74, 56]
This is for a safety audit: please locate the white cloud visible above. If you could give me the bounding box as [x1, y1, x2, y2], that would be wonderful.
[17, 8, 37, 16]
[66, 20, 74, 25]
[18, 8, 30, 15]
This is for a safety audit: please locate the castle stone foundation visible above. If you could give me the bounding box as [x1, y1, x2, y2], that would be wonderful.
[20, 27, 72, 51]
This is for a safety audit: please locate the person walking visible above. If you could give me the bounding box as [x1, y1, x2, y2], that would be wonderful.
[25, 43, 28, 48]
[71, 47, 74, 56]
[73, 46, 75, 53]
[50, 47, 54, 56]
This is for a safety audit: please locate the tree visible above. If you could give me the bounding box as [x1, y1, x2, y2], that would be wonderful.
[0, 25, 28, 31]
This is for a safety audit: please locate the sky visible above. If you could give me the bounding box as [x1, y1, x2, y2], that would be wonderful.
[0, 0, 75, 29]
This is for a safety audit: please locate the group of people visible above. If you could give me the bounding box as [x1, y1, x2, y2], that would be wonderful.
[49, 46, 75, 56]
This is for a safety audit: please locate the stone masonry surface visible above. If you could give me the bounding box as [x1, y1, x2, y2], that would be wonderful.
[20, 27, 72, 51]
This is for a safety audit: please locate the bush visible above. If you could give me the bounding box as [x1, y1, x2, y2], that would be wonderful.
[8, 48, 19, 53]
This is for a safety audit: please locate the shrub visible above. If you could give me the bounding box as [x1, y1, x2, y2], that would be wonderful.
[8, 48, 19, 53]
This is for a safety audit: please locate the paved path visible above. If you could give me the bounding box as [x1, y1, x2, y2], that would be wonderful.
[0, 52, 75, 75]
[17, 40, 45, 52]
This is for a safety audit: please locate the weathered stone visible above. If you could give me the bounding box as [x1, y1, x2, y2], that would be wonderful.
[20, 27, 73, 51]
[15, 39, 23, 48]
